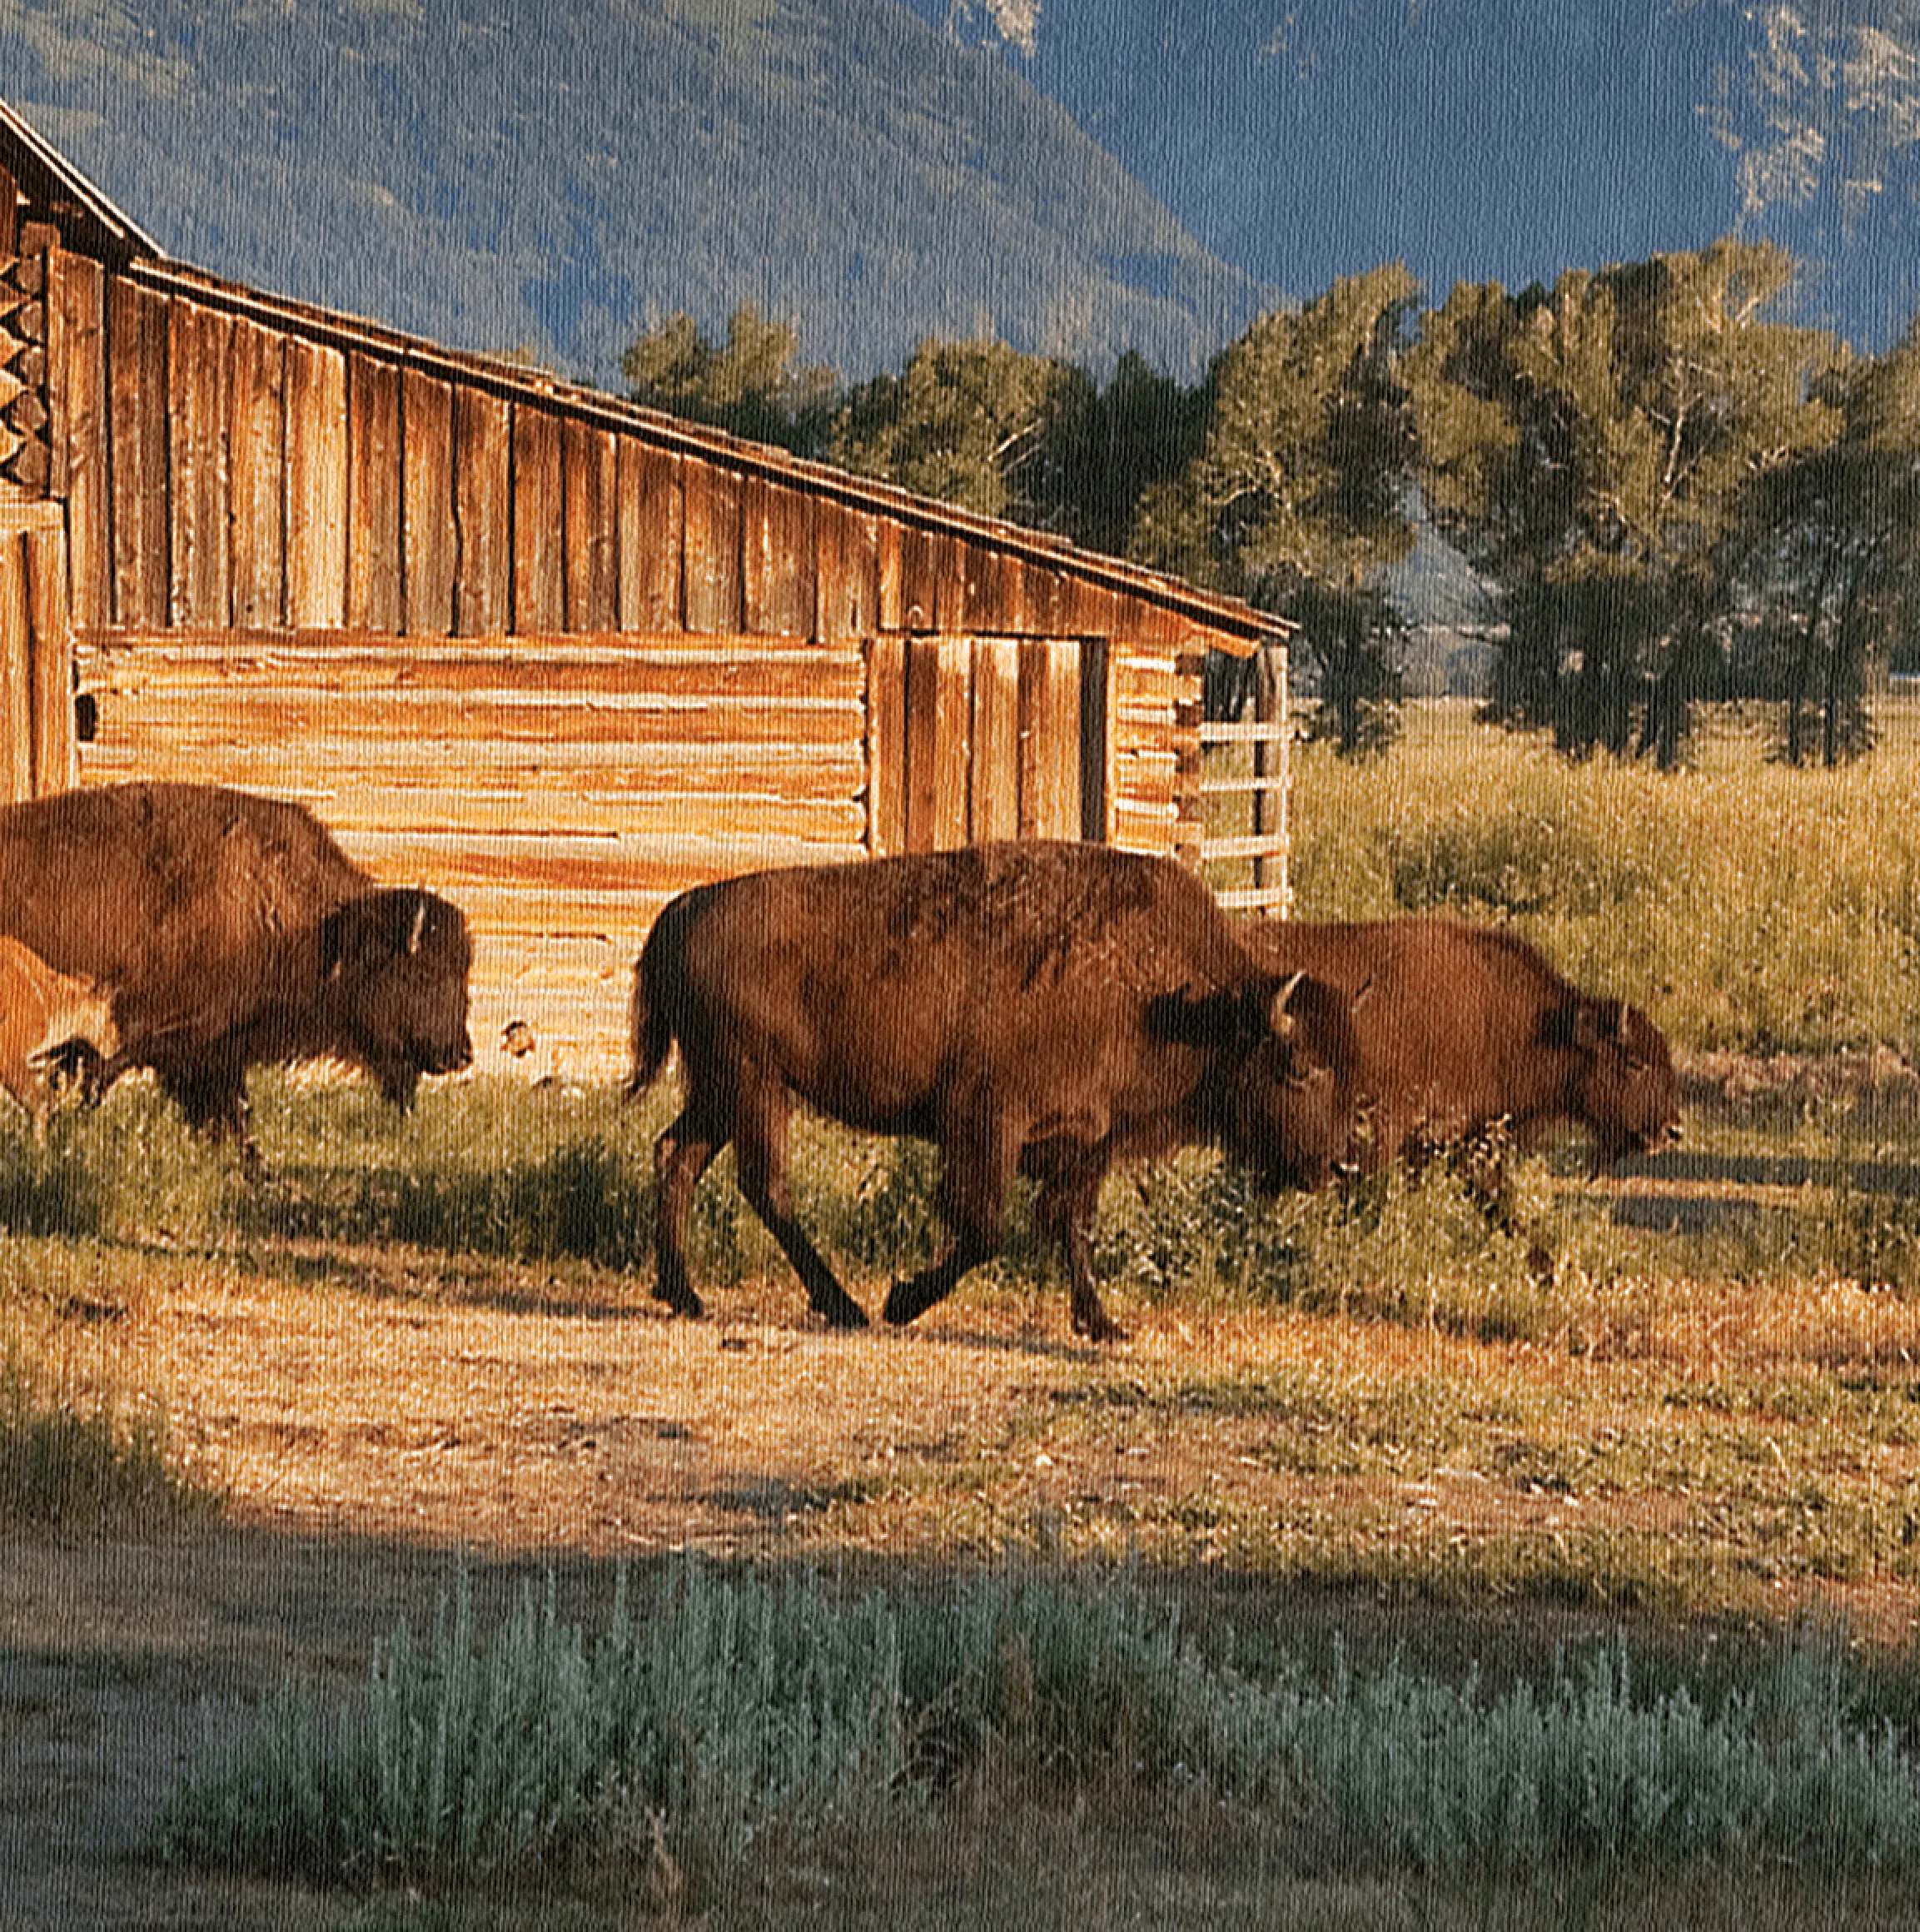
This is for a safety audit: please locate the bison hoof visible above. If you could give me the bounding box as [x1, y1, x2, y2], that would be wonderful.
[882, 1280, 938, 1327]
[814, 1294, 870, 1330]
[652, 1282, 705, 1319]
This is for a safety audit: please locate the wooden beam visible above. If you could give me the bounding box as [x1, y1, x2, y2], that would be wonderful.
[346, 351, 402, 631]
[227, 316, 286, 630]
[401, 367, 455, 635]
[510, 402, 564, 633]
[282, 336, 348, 630]
[451, 385, 510, 635]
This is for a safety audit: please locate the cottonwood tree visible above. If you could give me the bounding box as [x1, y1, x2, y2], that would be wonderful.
[1407, 240, 1842, 763]
[1725, 320, 1920, 764]
[1134, 266, 1420, 751]
[831, 336, 1096, 526]
[622, 303, 840, 457]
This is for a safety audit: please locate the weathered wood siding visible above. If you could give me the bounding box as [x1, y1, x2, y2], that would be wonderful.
[76, 627, 868, 1078]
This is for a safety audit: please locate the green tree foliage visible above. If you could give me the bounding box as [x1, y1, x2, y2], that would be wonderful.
[832, 337, 1097, 525]
[1724, 322, 1920, 765]
[1135, 266, 1420, 749]
[1407, 240, 1842, 764]
[622, 304, 841, 458]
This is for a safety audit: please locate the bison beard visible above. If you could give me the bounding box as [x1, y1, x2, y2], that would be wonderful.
[625, 842, 1360, 1342]
[0, 784, 475, 1155]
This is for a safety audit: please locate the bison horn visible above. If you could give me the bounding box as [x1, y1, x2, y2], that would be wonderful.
[407, 896, 428, 955]
[1269, 970, 1306, 1038]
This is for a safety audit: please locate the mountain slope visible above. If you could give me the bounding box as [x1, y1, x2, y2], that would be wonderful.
[0, 0, 1270, 383]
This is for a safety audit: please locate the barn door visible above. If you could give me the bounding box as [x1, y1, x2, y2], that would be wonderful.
[866, 635, 1110, 856]
[0, 505, 75, 804]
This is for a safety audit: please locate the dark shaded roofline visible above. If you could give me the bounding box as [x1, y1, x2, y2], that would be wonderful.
[127, 256, 1289, 651]
[0, 97, 165, 263]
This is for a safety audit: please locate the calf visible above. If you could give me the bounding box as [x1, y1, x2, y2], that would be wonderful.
[625, 841, 1361, 1341]
[0, 935, 117, 1141]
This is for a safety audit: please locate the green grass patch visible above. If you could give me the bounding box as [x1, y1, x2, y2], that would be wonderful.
[0, 1334, 222, 1527]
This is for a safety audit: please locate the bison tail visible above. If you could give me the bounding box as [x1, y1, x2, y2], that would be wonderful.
[622, 897, 694, 1103]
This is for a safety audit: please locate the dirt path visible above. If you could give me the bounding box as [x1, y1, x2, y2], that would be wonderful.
[7, 1260, 1919, 1927]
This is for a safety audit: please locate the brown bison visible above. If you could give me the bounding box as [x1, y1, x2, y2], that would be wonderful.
[1239, 917, 1679, 1264]
[624, 841, 1361, 1342]
[0, 783, 475, 1153]
[0, 935, 117, 1141]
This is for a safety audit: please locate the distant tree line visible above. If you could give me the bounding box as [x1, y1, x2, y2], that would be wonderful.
[621, 241, 1920, 766]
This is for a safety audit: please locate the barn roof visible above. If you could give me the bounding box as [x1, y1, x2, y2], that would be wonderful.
[0, 98, 164, 264]
[0, 97, 1287, 651]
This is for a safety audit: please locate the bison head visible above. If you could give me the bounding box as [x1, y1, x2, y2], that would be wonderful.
[317, 889, 475, 1106]
[1557, 997, 1682, 1168]
[1166, 971, 1360, 1193]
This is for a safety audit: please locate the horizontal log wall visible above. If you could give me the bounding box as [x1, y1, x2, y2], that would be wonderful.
[75, 627, 868, 1079]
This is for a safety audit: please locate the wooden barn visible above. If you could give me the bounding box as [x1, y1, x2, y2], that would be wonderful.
[0, 101, 1291, 1079]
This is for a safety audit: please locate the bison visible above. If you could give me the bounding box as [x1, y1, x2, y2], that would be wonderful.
[1239, 916, 1680, 1262]
[0, 783, 475, 1154]
[0, 934, 117, 1141]
[624, 840, 1361, 1342]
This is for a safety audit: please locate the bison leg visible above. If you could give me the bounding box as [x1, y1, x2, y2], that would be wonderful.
[1032, 1165, 1125, 1344]
[731, 1081, 869, 1329]
[653, 1104, 725, 1317]
[155, 1060, 260, 1168]
[883, 1115, 1013, 1329]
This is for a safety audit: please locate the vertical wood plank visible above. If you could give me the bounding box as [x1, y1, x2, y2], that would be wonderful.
[452, 385, 510, 635]
[743, 475, 814, 635]
[931, 532, 970, 631]
[1022, 555, 1061, 639]
[875, 519, 903, 633]
[0, 534, 28, 803]
[401, 368, 455, 635]
[616, 439, 682, 630]
[1018, 638, 1082, 839]
[510, 403, 564, 634]
[107, 280, 170, 627]
[1078, 634, 1111, 842]
[346, 351, 401, 632]
[814, 500, 879, 640]
[905, 634, 970, 852]
[865, 632, 908, 856]
[56, 253, 108, 633]
[561, 416, 617, 631]
[970, 635, 1020, 842]
[226, 317, 286, 630]
[681, 463, 742, 633]
[1172, 653, 1206, 867]
[284, 337, 348, 630]
[897, 524, 937, 632]
[24, 523, 73, 796]
[167, 300, 231, 626]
